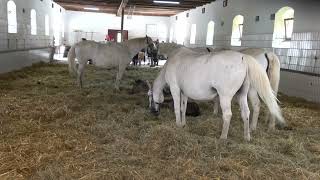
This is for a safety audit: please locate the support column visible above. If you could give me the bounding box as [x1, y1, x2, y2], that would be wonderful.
[121, 8, 124, 42]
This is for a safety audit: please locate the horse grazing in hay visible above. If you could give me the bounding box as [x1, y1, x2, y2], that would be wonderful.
[158, 43, 282, 131]
[212, 48, 282, 131]
[148, 47, 286, 141]
[68, 36, 154, 90]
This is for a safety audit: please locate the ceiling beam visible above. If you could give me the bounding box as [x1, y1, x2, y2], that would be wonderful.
[53, 0, 216, 16]
[117, 0, 129, 16]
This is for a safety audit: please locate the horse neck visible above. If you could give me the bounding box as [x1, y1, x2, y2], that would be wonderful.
[123, 39, 145, 58]
[153, 64, 167, 95]
[160, 43, 182, 57]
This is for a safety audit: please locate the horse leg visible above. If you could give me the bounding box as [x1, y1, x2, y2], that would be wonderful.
[115, 64, 125, 90]
[248, 89, 261, 131]
[213, 96, 220, 115]
[267, 112, 276, 131]
[170, 86, 183, 127]
[180, 93, 188, 127]
[77, 63, 85, 88]
[238, 92, 251, 141]
[219, 95, 233, 140]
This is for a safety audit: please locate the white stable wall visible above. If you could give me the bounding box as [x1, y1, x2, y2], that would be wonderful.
[0, 0, 66, 50]
[170, 0, 320, 47]
[65, 11, 170, 45]
[0, 0, 66, 73]
[169, 0, 320, 103]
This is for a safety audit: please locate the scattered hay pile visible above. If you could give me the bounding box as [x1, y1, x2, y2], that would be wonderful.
[0, 63, 319, 179]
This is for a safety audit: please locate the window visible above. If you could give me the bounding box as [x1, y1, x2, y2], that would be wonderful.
[231, 15, 244, 46]
[31, 9, 37, 35]
[53, 13, 63, 46]
[190, 24, 196, 44]
[7, 0, 17, 33]
[206, 21, 215, 45]
[61, 19, 65, 38]
[239, 24, 243, 38]
[284, 18, 294, 40]
[146, 24, 157, 39]
[158, 24, 167, 42]
[272, 7, 294, 48]
[169, 28, 174, 43]
[45, 15, 49, 36]
[175, 20, 187, 45]
[117, 32, 122, 42]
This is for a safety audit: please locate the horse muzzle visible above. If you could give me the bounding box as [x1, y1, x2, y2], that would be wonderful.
[150, 107, 160, 116]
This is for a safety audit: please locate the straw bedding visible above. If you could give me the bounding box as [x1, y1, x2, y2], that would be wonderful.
[0, 62, 319, 179]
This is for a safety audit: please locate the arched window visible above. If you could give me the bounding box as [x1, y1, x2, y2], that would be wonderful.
[190, 24, 196, 44]
[53, 13, 62, 46]
[175, 20, 187, 45]
[31, 9, 37, 35]
[169, 27, 174, 43]
[206, 21, 215, 45]
[45, 15, 49, 36]
[61, 17, 65, 38]
[272, 7, 295, 48]
[7, 0, 17, 33]
[231, 15, 244, 46]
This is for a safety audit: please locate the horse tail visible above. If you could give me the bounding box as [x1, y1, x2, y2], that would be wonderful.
[68, 45, 77, 76]
[265, 52, 280, 95]
[243, 55, 286, 127]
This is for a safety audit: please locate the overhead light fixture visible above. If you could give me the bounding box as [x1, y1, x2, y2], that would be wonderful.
[153, 1, 180, 5]
[84, 7, 99, 11]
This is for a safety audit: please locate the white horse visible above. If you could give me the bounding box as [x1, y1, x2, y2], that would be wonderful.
[212, 48, 281, 131]
[158, 43, 282, 131]
[158, 42, 226, 58]
[157, 42, 183, 59]
[68, 36, 155, 90]
[148, 47, 286, 141]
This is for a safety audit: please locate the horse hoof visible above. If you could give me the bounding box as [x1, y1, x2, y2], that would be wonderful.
[250, 126, 257, 132]
[219, 136, 228, 140]
[176, 123, 185, 128]
[244, 136, 251, 141]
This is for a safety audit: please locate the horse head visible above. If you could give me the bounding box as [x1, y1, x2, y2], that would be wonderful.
[145, 35, 153, 46]
[146, 41, 159, 63]
[146, 80, 163, 116]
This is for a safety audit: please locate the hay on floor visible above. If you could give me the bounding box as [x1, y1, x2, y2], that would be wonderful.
[0, 62, 319, 179]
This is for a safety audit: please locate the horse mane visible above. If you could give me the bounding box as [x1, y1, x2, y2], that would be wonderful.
[158, 42, 184, 58]
[160, 42, 183, 49]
